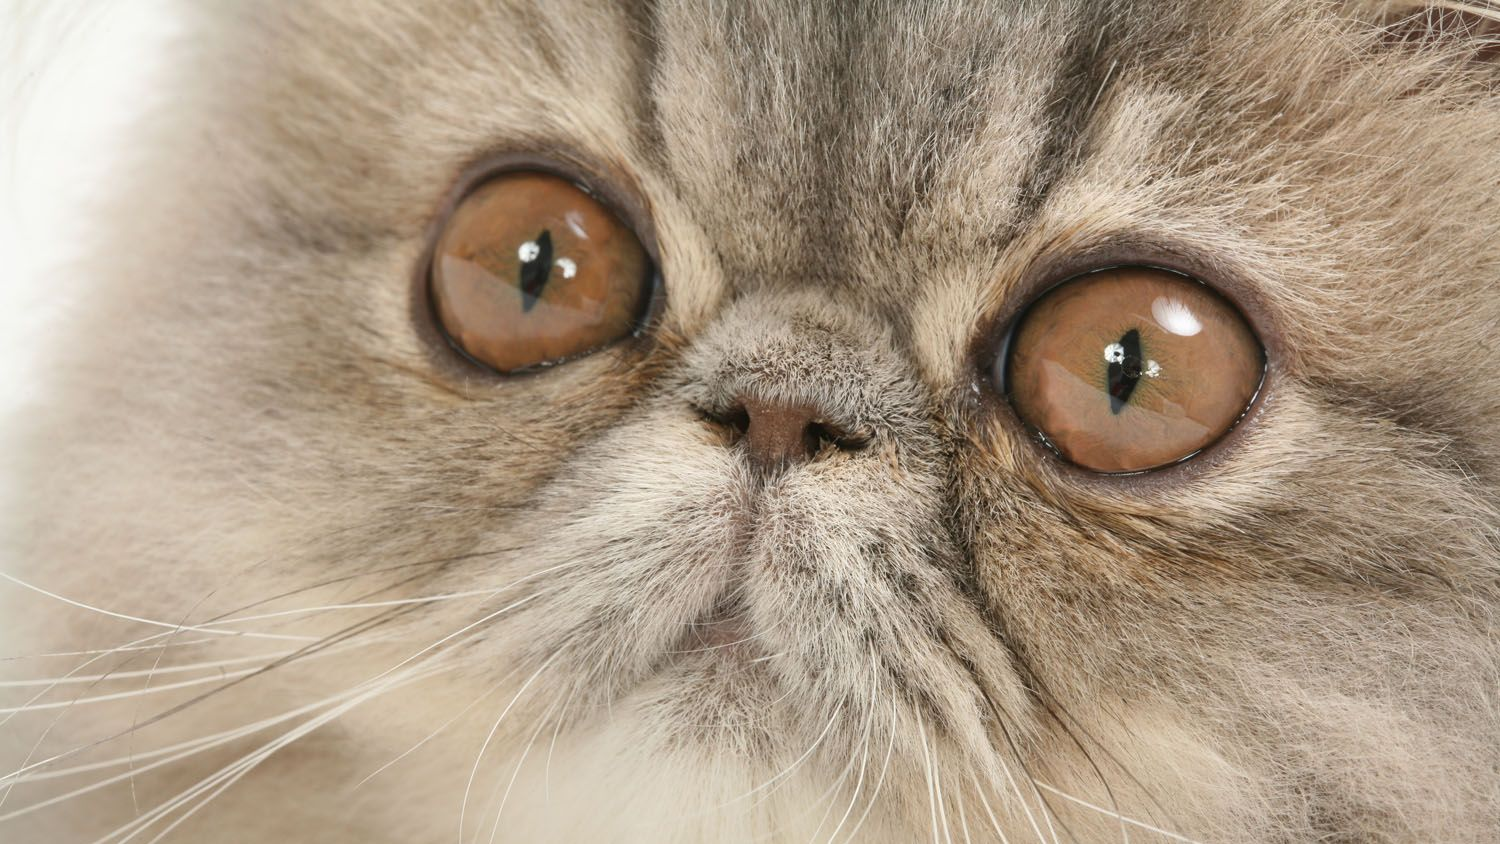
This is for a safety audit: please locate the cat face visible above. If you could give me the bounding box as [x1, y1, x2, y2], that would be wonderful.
[4, 1, 1499, 842]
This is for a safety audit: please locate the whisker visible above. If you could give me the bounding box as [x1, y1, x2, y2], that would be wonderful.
[5, 659, 393, 788]
[733, 693, 846, 808]
[0, 572, 321, 643]
[360, 587, 556, 693]
[916, 707, 941, 844]
[91, 664, 454, 844]
[955, 789, 974, 844]
[1, 637, 232, 661]
[837, 690, 899, 844]
[975, 690, 1069, 844]
[0, 605, 411, 787]
[0, 625, 267, 811]
[1027, 771, 1063, 844]
[0, 669, 413, 821]
[351, 668, 519, 791]
[1, 628, 241, 734]
[968, 770, 1013, 844]
[483, 695, 563, 844]
[5, 547, 565, 832]
[815, 659, 879, 844]
[0, 639, 401, 817]
[459, 649, 563, 844]
[993, 751, 1052, 844]
[3, 546, 527, 666]
[211, 587, 512, 627]
[0, 666, 266, 713]
[1026, 689, 1177, 837]
[128, 583, 225, 816]
[0, 652, 294, 689]
[541, 678, 583, 805]
[931, 720, 954, 844]
[1032, 782, 1203, 844]
[185, 547, 524, 626]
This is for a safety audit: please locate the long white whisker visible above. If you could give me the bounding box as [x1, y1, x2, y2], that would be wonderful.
[130, 587, 225, 817]
[95, 664, 452, 844]
[0, 637, 427, 827]
[0, 666, 265, 713]
[484, 695, 563, 844]
[822, 662, 879, 844]
[1430, 1, 1500, 24]
[0, 625, 249, 811]
[799, 695, 873, 844]
[364, 588, 554, 693]
[1, 637, 232, 661]
[0, 629, 398, 789]
[352, 671, 516, 791]
[4, 671, 389, 790]
[932, 723, 954, 844]
[838, 691, 899, 844]
[458, 650, 563, 844]
[734, 695, 845, 808]
[2, 628, 231, 735]
[0, 652, 295, 687]
[969, 770, 1013, 844]
[541, 679, 582, 805]
[0, 572, 320, 642]
[0, 673, 408, 822]
[212, 587, 511, 627]
[1033, 782, 1203, 844]
[916, 707, 941, 844]
[992, 751, 1049, 844]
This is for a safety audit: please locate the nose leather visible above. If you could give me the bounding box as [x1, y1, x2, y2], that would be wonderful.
[740, 397, 822, 469]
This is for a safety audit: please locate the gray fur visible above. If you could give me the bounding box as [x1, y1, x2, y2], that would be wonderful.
[3, 1, 1499, 841]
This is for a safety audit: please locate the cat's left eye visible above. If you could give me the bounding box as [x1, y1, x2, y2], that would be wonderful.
[998, 267, 1264, 474]
[428, 170, 653, 374]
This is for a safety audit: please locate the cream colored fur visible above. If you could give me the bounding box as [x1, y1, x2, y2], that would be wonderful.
[3, 1, 1499, 842]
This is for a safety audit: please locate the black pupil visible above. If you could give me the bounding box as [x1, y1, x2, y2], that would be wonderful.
[518, 229, 553, 312]
[1107, 328, 1143, 415]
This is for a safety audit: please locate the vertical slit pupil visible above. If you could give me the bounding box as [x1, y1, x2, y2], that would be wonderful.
[518, 229, 553, 312]
[1107, 328, 1143, 415]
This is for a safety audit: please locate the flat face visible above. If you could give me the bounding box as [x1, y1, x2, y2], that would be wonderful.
[3, 2, 1499, 843]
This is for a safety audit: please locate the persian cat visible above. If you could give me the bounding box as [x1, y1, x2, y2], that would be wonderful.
[3, 1, 1499, 842]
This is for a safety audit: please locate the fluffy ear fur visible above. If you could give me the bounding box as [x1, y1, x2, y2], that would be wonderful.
[2, 2, 1499, 843]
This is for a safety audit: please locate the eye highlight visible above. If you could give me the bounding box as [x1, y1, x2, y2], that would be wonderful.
[429, 171, 653, 374]
[1000, 267, 1264, 474]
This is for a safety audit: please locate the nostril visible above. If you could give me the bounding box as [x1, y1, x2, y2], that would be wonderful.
[696, 404, 750, 441]
[807, 420, 870, 452]
[697, 396, 868, 471]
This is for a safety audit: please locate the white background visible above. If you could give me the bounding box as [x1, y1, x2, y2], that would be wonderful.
[1, 0, 178, 412]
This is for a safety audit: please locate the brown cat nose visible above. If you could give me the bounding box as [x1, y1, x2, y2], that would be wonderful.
[707, 396, 868, 471]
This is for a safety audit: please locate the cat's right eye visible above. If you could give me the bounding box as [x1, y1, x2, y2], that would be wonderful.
[428, 170, 653, 374]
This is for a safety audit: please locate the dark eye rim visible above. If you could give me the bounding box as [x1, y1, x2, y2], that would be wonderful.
[970, 242, 1282, 489]
[410, 149, 666, 380]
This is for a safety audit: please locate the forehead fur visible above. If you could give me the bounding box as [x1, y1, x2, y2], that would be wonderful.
[166, 0, 1500, 428]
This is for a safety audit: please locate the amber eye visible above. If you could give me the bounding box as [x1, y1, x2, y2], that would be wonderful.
[1001, 267, 1264, 473]
[429, 171, 653, 373]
